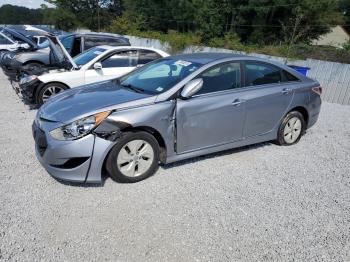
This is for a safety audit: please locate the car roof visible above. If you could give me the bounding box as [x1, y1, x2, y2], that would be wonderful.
[63, 32, 125, 38]
[97, 45, 165, 52]
[169, 52, 250, 64]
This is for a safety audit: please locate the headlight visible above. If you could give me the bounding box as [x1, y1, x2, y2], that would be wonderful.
[49, 111, 110, 141]
[20, 75, 38, 85]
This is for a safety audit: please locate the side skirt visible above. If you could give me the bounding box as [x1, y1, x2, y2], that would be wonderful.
[165, 130, 277, 164]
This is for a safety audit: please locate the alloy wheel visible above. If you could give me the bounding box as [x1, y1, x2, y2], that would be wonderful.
[42, 86, 65, 102]
[283, 117, 302, 144]
[117, 139, 155, 177]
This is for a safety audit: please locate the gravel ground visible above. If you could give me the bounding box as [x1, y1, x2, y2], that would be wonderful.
[0, 71, 349, 262]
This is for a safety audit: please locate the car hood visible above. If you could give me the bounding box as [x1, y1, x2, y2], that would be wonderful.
[39, 80, 154, 124]
[46, 35, 78, 69]
[2, 28, 37, 49]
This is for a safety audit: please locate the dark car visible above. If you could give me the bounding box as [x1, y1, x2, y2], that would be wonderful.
[1, 31, 130, 81]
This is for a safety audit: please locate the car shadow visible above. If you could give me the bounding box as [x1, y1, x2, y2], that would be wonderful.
[160, 141, 274, 171]
[52, 141, 275, 187]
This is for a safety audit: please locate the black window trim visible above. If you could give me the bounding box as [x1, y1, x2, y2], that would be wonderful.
[190, 60, 244, 98]
[242, 60, 286, 88]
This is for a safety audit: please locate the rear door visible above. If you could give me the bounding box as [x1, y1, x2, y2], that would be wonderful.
[84, 50, 138, 85]
[176, 61, 246, 153]
[241, 61, 296, 138]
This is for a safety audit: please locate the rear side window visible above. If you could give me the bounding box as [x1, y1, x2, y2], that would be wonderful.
[282, 70, 300, 82]
[245, 62, 281, 86]
[138, 50, 162, 65]
[196, 62, 241, 95]
[101, 50, 138, 68]
[84, 37, 125, 49]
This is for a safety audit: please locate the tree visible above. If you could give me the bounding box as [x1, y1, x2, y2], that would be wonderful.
[45, 0, 123, 30]
[0, 4, 43, 24]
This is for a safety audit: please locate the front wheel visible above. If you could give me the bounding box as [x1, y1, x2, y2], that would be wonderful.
[277, 111, 306, 146]
[106, 131, 160, 183]
[36, 83, 68, 105]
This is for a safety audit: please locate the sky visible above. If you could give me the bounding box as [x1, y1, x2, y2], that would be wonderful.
[0, 0, 53, 9]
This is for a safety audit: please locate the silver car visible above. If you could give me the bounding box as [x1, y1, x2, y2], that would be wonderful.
[32, 53, 322, 183]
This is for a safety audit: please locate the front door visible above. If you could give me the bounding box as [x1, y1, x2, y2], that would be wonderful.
[176, 61, 246, 153]
[84, 50, 138, 85]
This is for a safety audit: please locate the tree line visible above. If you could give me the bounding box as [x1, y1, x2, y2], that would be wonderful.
[1, 0, 349, 46]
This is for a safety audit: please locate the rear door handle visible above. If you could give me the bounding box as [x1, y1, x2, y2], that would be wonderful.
[282, 88, 292, 94]
[232, 99, 246, 106]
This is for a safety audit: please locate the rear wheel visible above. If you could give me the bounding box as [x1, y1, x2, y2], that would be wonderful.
[106, 131, 160, 183]
[277, 111, 305, 146]
[36, 82, 68, 105]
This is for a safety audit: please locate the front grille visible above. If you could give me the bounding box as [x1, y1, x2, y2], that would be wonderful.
[32, 122, 47, 157]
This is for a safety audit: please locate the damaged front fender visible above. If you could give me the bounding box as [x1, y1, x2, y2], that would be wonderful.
[93, 119, 131, 141]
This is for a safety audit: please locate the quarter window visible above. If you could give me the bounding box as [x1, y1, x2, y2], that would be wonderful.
[101, 50, 138, 68]
[245, 62, 281, 86]
[195, 62, 241, 95]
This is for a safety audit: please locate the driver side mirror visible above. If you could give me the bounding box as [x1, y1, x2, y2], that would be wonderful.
[93, 62, 102, 70]
[181, 78, 203, 99]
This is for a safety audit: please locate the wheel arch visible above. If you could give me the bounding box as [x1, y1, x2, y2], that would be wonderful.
[22, 60, 45, 66]
[35, 81, 70, 104]
[123, 126, 167, 163]
[288, 106, 309, 126]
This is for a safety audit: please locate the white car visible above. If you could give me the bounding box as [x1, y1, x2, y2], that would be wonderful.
[19, 45, 169, 105]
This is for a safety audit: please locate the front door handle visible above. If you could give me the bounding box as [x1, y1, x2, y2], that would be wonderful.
[282, 88, 292, 94]
[232, 99, 246, 107]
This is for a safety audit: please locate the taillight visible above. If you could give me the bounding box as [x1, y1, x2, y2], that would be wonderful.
[312, 86, 322, 95]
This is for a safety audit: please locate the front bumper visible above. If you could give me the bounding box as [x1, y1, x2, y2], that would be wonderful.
[1, 59, 22, 81]
[32, 120, 115, 183]
[19, 79, 42, 103]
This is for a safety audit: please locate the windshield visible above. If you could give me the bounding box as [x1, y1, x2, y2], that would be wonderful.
[73, 47, 106, 66]
[119, 58, 203, 95]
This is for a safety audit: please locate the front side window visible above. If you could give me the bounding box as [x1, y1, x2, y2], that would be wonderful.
[120, 59, 202, 95]
[245, 62, 281, 86]
[101, 50, 138, 68]
[195, 62, 241, 95]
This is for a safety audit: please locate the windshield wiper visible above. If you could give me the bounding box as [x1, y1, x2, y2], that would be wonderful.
[120, 83, 145, 94]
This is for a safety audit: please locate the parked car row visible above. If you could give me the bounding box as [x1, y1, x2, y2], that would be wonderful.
[1, 27, 322, 184]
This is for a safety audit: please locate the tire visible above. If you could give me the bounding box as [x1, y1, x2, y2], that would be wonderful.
[36, 82, 68, 105]
[277, 111, 306, 146]
[106, 131, 160, 183]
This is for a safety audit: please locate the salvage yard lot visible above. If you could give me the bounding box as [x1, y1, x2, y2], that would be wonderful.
[0, 70, 349, 261]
